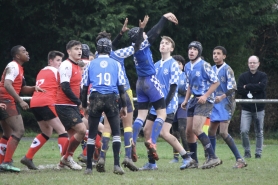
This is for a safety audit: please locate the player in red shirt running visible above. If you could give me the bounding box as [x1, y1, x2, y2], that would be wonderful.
[20, 51, 70, 170]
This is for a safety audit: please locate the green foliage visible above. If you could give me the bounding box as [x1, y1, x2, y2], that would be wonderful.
[1, 0, 278, 131]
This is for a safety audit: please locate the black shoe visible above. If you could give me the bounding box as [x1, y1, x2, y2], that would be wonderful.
[244, 151, 251, 158]
[255, 154, 261, 159]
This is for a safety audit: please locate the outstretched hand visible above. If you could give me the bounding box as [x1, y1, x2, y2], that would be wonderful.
[121, 18, 129, 33]
[163, 12, 178, 25]
[139, 15, 149, 29]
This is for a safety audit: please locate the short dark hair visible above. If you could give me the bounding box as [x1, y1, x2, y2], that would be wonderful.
[48, 51, 64, 61]
[173, 55, 185, 66]
[213, 46, 227, 55]
[95, 31, 111, 43]
[11, 45, 23, 58]
[66, 40, 82, 50]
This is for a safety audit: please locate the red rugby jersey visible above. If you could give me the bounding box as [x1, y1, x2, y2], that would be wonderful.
[56, 59, 82, 105]
[30, 66, 59, 107]
[0, 61, 24, 102]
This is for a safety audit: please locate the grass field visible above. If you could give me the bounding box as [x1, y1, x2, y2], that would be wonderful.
[1, 138, 278, 185]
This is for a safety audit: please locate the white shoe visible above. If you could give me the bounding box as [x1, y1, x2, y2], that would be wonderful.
[60, 155, 82, 170]
[55, 162, 70, 170]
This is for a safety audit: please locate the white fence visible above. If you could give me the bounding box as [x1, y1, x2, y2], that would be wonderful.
[21, 96, 278, 104]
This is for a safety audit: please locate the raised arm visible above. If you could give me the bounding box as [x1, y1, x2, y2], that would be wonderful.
[112, 18, 129, 50]
[147, 12, 178, 45]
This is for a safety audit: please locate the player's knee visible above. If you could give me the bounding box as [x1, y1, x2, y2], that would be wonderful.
[17, 128, 25, 138]
[219, 132, 228, 139]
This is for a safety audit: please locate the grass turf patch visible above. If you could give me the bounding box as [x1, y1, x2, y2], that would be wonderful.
[1, 138, 278, 185]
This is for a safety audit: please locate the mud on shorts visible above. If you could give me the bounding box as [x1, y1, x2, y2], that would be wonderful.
[55, 105, 83, 131]
[187, 97, 213, 117]
[88, 92, 119, 118]
[136, 75, 164, 103]
[0, 100, 20, 120]
[31, 105, 57, 122]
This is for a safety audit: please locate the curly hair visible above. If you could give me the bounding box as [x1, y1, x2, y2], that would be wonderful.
[95, 31, 111, 43]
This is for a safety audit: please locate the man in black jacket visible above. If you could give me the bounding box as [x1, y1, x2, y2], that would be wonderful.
[237, 55, 267, 159]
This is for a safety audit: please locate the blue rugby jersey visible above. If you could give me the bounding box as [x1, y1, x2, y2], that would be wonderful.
[110, 46, 134, 91]
[184, 59, 219, 103]
[150, 57, 179, 114]
[83, 55, 126, 94]
[210, 63, 237, 121]
[133, 38, 156, 77]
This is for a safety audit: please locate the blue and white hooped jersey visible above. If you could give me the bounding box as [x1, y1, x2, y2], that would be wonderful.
[110, 46, 135, 91]
[133, 38, 156, 77]
[150, 57, 179, 115]
[83, 55, 126, 94]
[210, 63, 237, 122]
[177, 71, 187, 104]
[184, 59, 219, 103]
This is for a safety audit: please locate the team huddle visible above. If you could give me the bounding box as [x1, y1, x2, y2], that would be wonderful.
[2, 11, 265, 175]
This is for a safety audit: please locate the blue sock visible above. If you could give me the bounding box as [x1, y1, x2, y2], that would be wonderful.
[198, 132, 216, 159]
[224, 135, 241, 160]
[124, 127, 132, 158]
[151, 118, 164, 144]
[132, 118, 144, 144]
[209, 135, 216, 152]
[188, 142, 198, 163]
[100, 132, 110, 158]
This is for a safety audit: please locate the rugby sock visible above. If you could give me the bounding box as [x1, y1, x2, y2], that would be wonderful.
[26, 133, 49, 159]
[95, 132, 102, 149]
[209, 135, 216, 152]
[64, 136, 80, 159]
[197, 132, 216, 159]
[224, 134, 241, 160]
[124, 127, 133, 158]
[151, 118, 164, 144]
[112, 136, 121, 166]
[93, 132, 102, 160]
[173, 152, 179, 160]
[82, 146, 87, 156]
[148, 153, 156, 164]
[58, 133, 69, 156]
[188, 142, 198, 163]
[100, 132, 110, 158]
[0, 136, 8, 163]
[180, 150, 191, 159]
[4, 135, 20, 163]
[132, 118, 144, 144]
[86, 138, 95, 170]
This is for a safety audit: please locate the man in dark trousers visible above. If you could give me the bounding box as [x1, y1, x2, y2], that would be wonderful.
[237, 55, 267, 159]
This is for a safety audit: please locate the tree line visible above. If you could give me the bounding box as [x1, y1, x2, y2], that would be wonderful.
[0, 0, 278, 133]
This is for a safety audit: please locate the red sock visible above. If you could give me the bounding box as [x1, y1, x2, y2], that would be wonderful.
[95, 134, 101, 149]
[58, 136, 69, 156]
[64, 136, 80, 159]
[26, 133, 48, 159]
[0, 137, 8, 163]
[4, 136, 20, 163]
[82, 146, 87, 156]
